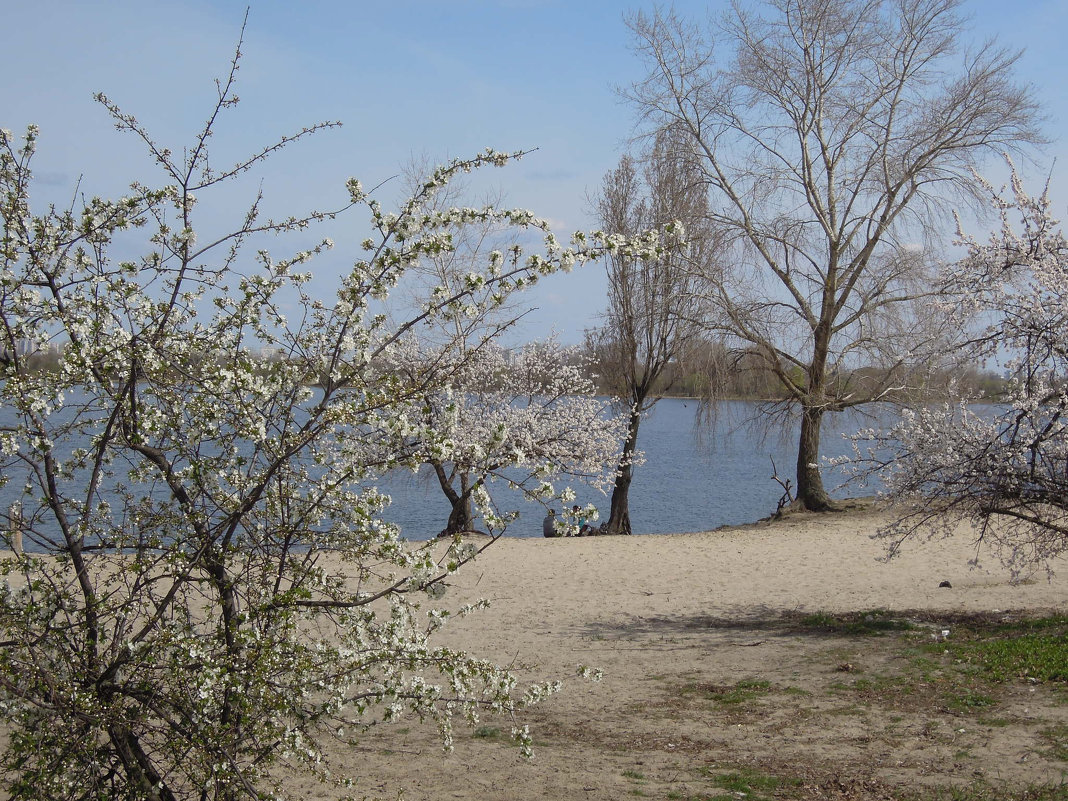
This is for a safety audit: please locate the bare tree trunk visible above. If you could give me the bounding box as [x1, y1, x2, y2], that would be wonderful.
[795, 323, 834, 511]
[795, 404, 832, 511]
[591, 139, 709, 538]
[605, 407, 642, 535]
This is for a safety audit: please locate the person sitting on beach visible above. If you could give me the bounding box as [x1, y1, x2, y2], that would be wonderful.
[542, 509, 558, 538]
[573, 504, 594, 536]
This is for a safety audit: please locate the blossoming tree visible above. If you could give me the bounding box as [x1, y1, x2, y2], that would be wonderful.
[0, 41, 663, 801]
[396, 341, 628, 536]
[855, 168, 1068, 576]
[383, 164, 628, 537]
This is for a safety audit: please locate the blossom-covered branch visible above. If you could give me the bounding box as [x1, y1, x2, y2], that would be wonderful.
[850, 164, 1068, 577]
[0, 37, 657, 801]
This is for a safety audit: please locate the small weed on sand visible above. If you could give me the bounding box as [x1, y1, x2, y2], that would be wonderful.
[704, 678, 773, 705]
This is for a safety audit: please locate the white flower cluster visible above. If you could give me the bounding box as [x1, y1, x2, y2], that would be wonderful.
[0, 49, 661, 793]
[852, 164, 1068, 576]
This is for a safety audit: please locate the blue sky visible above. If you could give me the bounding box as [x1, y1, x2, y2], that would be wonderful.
[3, 0, 1065, 344]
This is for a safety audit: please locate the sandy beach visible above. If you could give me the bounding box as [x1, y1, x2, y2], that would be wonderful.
[300, 505, 1068, 800]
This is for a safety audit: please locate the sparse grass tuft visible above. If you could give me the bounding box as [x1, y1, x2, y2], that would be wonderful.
[1040, 724, 1068, 762]
[675, 677, 776, 707]
[710, 678, 772, 704]
[946, 689, 997, 713]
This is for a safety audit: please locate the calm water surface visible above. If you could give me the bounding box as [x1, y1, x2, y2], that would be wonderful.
[0, 396, 883, 543]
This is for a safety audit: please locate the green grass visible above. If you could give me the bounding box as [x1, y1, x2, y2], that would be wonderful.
[675, 677, 776, 707]
[711, 678, 772, 704]
[621, 769, 645, 780]
[472, 725, 501, 740]
[952, 626, 1068, 683]
[699, 766, 801, 799]
[946, 689, 997, 713]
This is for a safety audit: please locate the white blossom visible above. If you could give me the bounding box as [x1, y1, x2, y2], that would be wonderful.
[0, 60, 640, 795]
[852, 163, 1068, 577]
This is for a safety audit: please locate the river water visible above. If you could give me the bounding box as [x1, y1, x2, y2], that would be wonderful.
[0, 396, 886, 544]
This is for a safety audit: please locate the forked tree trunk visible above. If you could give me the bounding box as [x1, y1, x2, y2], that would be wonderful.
[109, 724, 178, 801]
[443, 494, 474, 535]
[604, 407, 642, 535]
[432, 463, 475, 536]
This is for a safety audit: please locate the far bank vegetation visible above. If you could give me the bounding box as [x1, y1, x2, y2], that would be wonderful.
[6, 337, 1006, 403]
[584, 339, 1007, 403]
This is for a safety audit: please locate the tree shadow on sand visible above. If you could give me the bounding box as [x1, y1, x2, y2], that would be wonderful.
[579, 607, 1063, 642]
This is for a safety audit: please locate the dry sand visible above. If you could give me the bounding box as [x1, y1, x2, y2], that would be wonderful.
[304, 505, 1068, 800]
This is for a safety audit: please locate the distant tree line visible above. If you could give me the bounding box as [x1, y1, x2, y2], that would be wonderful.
[582, 338, 1008, 403]
[15, 335, 1007, 406]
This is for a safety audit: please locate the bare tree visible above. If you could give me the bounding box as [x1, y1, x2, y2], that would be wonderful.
[589, 127, 712, 535]
[625, 0, 1044, 510]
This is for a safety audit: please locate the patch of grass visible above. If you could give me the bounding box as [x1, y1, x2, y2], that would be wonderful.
[953, 629, 1068, 683]
[700, 766, 801, 799]
[472, 725, 501, 740]
[835, 670, 923, 702]
[621, 769, 645, 780]
[800, 611, 838, 629]
[674, 677, 776, 708]
[829, 656, 1007, 720]
[946, 689, 997, 713]
[990, 615, 1068, 634]
[713, 679, 773, 704]
[1040, 724, 1068, 762]
[799, 609, 913, 635]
